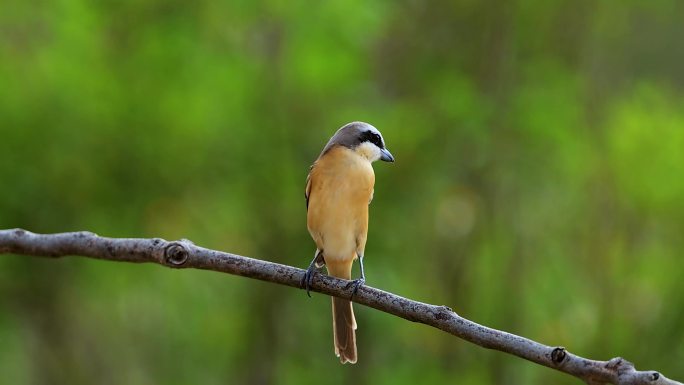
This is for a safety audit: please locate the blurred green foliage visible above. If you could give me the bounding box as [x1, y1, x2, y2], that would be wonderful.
[1, 0, 684, 384]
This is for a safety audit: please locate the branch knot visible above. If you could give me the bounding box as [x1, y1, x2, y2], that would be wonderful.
[164, 242, 189, 266]
[551, 346, 567, 364]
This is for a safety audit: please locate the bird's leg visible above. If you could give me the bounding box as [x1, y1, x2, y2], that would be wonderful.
[302, 249, 324, 298]
[350, 254, 366, 300]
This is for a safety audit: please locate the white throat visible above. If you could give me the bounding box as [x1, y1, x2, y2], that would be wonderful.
[354, 142, 382, 162]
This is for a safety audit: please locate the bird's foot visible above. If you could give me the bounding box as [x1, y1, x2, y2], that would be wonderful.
[301, 266, 318, 298]
[349, 278, 365, 300]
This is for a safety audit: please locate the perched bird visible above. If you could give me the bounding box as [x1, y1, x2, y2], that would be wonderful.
[303, 121, 394, 364]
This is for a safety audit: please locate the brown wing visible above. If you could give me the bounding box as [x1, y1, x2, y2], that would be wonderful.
[305, 164, 313, 210]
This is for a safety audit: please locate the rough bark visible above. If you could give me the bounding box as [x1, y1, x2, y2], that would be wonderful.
[0, 229, 680, 385]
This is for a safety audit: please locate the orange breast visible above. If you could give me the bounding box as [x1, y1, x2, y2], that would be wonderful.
[307, 146, 375, 263]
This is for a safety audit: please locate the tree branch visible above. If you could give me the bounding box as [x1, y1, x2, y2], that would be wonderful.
[0, 229, 679, 385]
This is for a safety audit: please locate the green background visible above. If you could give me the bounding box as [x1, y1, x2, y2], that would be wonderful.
[1, 1, 683, 384]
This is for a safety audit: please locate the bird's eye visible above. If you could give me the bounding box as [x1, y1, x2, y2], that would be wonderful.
[360, 131, 384, 149]
[373, 133, 384, 149]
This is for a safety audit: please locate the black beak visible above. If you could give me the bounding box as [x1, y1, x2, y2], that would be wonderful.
[380, 148, 395, 162]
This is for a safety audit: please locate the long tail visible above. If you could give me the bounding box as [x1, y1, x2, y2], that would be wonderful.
[328, 262, 357, 364]
[332, 296, 357, 364]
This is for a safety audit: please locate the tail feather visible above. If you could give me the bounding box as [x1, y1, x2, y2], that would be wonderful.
[332, 297, 357, 364]
[327, 261, 358, 364]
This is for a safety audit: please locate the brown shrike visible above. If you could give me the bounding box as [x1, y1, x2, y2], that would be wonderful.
[303, 121, 394, 364]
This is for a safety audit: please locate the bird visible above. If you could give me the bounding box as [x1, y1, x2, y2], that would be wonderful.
[303, 121, 394, 364]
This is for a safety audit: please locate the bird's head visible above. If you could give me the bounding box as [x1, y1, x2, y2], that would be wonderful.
[323, 121, 394, 163]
